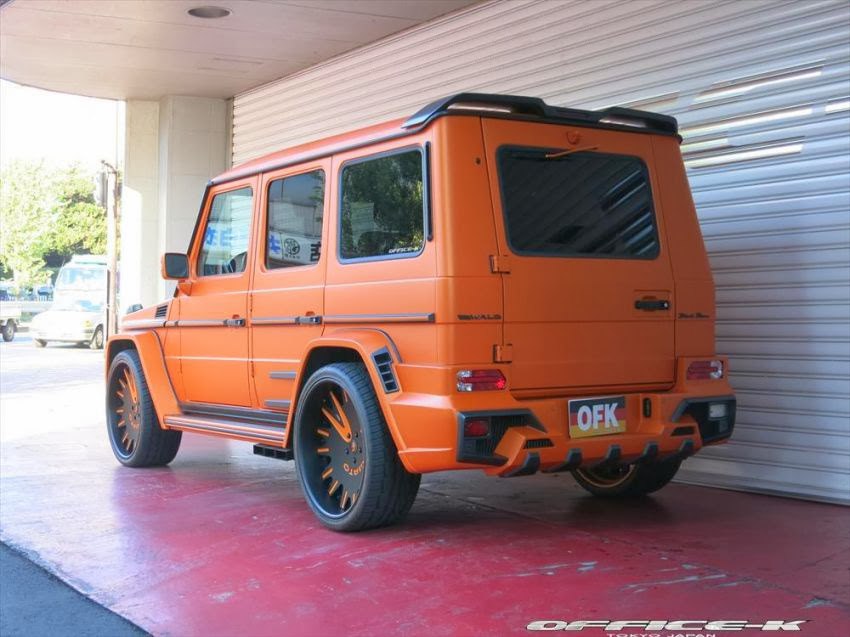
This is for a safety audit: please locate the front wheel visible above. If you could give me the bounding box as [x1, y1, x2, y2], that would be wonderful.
[293, 362, 420, 532]
[572, 460, 681, 498]
[106, 349, 181, 467]
[1, 321, 14, 342]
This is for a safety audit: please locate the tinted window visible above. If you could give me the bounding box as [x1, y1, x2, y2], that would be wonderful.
[266, 170, 325, 269]
[198, 187, 253, 276]
[340, 150, 424, 260]
[498, 147, 659, 258]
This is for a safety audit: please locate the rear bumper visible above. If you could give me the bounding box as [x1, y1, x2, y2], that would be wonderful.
[390, 376, 735, 476]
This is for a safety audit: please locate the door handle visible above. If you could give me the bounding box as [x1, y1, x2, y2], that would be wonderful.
[296, 315, 322, 325]
[224, 317, 246, 327]
[634, 299, 670, 311]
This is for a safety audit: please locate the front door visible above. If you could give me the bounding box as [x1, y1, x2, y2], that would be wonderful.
[176, 178, 257, 407]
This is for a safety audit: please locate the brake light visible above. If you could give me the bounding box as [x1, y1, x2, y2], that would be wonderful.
[456, 369, 507, 392]
[687, 360, 724, 380]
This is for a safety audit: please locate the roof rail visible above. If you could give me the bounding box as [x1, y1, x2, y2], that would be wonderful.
[402, 92, 678, 136]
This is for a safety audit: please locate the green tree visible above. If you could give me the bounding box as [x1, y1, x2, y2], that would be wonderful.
[47, 165, 107, 257]
[0, 160, 53, 288]
[0, 160, 106, 289]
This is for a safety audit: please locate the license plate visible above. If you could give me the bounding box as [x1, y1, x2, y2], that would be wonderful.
[568, 396, 627, 439]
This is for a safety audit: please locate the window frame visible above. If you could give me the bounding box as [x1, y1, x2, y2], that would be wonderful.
[195, 184, 256, 279]
[496, 144, 662, 261]
[262, 168, 327, 273]
[337, 145, 429, 265]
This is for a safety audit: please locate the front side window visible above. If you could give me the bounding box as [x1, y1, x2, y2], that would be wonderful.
[340, 149, 424, 260]
[498, 147, 660, 258]
[197, 186, 253, 276]
[266, 170, 325, 269]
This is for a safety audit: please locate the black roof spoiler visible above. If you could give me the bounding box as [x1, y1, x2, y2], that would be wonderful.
[402, 92, 679, 136]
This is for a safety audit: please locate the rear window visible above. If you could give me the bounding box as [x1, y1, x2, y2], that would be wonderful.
[497, 147, 660, 259]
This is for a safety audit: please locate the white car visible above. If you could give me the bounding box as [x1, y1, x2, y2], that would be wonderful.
[30, 297, 105, 349]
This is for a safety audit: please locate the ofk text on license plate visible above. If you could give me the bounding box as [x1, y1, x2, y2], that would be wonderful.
[568, 396, 627, 438]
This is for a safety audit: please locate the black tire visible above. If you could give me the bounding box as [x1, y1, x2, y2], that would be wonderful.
[572, 460, 681, 498]
[293, 362, 420, 532]
[1, 321, 14, 342]
[89, 326, 104, 350]
[33, 339, 47, 348]
[106, 349, 181, 467]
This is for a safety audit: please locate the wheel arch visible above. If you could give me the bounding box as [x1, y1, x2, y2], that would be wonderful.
[286, 330, 409, 467]
[106, 332, 180, 427]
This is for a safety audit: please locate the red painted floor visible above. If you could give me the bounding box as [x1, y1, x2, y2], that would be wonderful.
[2, 343, 849, 636]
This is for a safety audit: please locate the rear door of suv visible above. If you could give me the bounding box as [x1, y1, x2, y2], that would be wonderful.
[481, 118, 676, 393]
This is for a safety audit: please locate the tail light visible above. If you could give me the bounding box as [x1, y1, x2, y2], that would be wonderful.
[687, 360, 724, 380]
[456, 369, 507, 392]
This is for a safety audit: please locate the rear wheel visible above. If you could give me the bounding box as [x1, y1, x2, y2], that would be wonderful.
[293, 362, 420, 532]
[1, 321, 14, 342]
[106, 349, 181, 467]
[89, 326, 104, 350]
[572, 460, 681, 498]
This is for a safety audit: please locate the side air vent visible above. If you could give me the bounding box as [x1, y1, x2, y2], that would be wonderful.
[154, 304, 169, 319]
[372, 349, 399, 393]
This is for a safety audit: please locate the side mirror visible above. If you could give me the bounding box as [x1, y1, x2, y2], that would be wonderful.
[161, 253, 189, 280]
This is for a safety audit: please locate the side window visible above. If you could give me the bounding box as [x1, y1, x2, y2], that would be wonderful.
[197, 186, 253, 276]
[340, 149, 424, 261]
[266, 170, 325, 269]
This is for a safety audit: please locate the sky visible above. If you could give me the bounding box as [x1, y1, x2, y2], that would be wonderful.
[0, 79, 121, 171]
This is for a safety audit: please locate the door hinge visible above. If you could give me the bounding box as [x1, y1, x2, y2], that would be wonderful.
[489, 254, 511, 274]
[493, 344, 513, 363]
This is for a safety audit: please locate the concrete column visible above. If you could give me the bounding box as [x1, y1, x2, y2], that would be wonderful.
[120, 96, 227, 307]
[156, 96, 227, 299]
[121, 100, 160, 309]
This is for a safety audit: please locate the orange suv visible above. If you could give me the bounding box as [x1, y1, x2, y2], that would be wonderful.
[107, 93, 736, 531]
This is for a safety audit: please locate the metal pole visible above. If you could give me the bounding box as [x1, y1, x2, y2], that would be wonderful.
[101, 161, 121, 340]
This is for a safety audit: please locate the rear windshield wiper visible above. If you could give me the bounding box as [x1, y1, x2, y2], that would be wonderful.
[544, 145, 598, 159]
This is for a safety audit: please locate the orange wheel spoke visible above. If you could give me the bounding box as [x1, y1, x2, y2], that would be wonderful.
[329, 391, 352, 433]
[321, 466, 333, 479]
[321, 406, 350, 442]
[117, 418, 125, 428]
[316, 447, 330, 455]
[341, 489, 350, 509]
[315, 427, 330, 438]
[328, 479, 341, 496]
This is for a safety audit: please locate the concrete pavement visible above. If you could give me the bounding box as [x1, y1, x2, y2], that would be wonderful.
[1, 334, 849, 637]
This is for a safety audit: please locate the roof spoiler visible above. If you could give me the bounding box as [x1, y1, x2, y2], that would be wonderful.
[402, 92, 678, 136]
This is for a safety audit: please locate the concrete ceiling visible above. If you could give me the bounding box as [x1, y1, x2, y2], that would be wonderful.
[0, 0, 479, 100]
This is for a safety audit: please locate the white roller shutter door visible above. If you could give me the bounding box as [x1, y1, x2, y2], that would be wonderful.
[233, 0, 850, 504]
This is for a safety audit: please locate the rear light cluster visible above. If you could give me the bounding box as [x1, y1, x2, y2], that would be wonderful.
[456, 369, 507, 392]
[686, 359, 724, 380]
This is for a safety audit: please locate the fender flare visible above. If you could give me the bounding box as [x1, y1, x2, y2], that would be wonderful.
[285, 328, 407, 457]
[105, 331, 180, 427]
